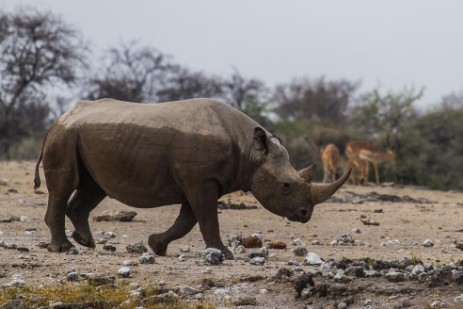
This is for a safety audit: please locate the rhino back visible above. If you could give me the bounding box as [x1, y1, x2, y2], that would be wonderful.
[57, 98, 258, 207]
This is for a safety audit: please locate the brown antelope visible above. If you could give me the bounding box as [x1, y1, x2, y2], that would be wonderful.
[320, 144, 341, 183]
[344, 140, 396, 185]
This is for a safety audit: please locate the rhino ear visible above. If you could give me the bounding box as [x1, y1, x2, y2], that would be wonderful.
[299, 164, 316, 183]
[253, 127, 268, 154]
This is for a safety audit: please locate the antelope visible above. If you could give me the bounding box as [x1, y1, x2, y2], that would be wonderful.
[344, 140, 396, 185]
[320, 144, 341, 183]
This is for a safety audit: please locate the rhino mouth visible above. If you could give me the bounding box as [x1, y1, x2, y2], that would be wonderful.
[287, 214, 311, 223]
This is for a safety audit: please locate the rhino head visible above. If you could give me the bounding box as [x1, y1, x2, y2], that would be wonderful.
[250, 128, 351, 223]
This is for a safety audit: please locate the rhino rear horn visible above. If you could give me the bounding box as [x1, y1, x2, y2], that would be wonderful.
[310, 168, 351, 205]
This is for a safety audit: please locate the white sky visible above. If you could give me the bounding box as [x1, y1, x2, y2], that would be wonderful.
[1, 0, 463, 108]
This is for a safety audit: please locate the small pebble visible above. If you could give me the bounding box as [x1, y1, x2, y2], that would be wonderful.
[117, 267, 132, 278]
[203, 248, 224, 265]
[250, 256, 265, 265]
[303, 252, 324, 265]
[139, 252, 155, 264]
[180, 245, 191, 253]
[423, 239, 434, 247]
[292, 247, 308, 257]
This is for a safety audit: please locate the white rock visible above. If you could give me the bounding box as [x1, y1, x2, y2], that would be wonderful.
[292, 238, 305, 246]
[123, 260, 136, 266]
[430, 300, 446, 308]
[303, 252, 324, 265]
[195, 293, 204, 300]
[250, 256, 265, 265]
[453, 294, 463, 303]
[19, 216, 30, 222]
[311, 240, 320, 245]
[380, 239, 401, 246]
[351, 228, 361, 234]
[180, 245, 191, 253]
[139, 252, 155, 264]
[179, 286, 197, 295]
[259, 288, 268, 294]
[117, 267, 131, 278]
[104, 231, 116, 239]
[423, 239, 434, 247]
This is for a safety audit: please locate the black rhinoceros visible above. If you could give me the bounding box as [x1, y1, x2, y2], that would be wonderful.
[34, 98, 350, 259]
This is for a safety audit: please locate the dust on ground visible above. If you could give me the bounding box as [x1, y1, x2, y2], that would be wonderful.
[1, 161, 463, 308]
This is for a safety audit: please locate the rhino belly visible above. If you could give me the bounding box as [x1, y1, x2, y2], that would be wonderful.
[77, 125, 185, 208]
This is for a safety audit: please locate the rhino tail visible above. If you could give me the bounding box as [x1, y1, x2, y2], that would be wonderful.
[34, 127, 51, 191]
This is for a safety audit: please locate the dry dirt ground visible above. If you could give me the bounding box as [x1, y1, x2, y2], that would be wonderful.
[1, 161, 463, 308]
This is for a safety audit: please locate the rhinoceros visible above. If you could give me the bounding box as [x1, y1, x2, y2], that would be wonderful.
[34, 98, 350, 259]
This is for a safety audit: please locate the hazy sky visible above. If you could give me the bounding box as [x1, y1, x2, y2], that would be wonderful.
[2, 0, 463, 108]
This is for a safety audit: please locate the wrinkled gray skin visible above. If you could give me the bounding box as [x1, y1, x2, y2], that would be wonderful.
[34, 98, 351, 259]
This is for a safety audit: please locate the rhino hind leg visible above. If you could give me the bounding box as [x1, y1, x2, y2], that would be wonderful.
[44, 167, 78, 253]
[66, 175, 106, 248]
[148, 202, 197, 256]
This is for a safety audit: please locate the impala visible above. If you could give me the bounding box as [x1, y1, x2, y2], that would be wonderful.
[344, 140, 396, 185]
[320, 143, 341, 183]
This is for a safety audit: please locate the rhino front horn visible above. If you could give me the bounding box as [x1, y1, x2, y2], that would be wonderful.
[310, 168, 351, 205]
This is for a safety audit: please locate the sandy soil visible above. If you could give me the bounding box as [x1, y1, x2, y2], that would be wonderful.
[0, 161, 463, 308]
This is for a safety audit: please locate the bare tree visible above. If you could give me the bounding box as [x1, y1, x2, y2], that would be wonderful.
[85, 42, 171, 102]
[0, 8, 87, 159]
[221, 69, 267, 110]
[156, 66, 223, 102]
[273, 77, 358, 125]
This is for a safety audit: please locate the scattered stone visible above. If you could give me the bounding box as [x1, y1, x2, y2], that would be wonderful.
[37, 241, 49, 249]
[68, 247, 79, 255]
[293, 273, 314, 298]
[1, 216, 19, 223]
[351, 228, 361, 234]
[0, 179, 8, 186]
[233, 295, 257, 306]
[123, 260, 137, 266]
[19, 216, 30, 222]
[288, 259, 299, 266]
[203, 248, 224, 265]
[0, 242, 17, 250]
[386, 270, 405, 282]
[227, 234, 243, 247]
[117, 267, 132, 278]
[454, 294, 463, 303]
[292, 238, 305, 246]
[380, 239, 401, 246]
[361, 218, 380, 226]
[180, 245, 191, 253]
[267, 241, 287, 249]
[334, 269, 352, 283]
[103, 244, 117, 252]
[250, 256, 265, 265]
[66, 271, 79, 281]
[9, 276, 25, 288]
[234, 245, 246, 254]
[303, 252, 324, 265]
[179, 286, 197, 295]
[423, 239, 434, 247]
[139, 252, 155, 264]
[331, 234, 355, 246]
[292, 247, 308, 257]
[126, 242, 148, 254]
[311, 240, 321, 245]
[93, 210, 138, 222]
[430, 300, 446, 308]
[243, 234, 262, 248]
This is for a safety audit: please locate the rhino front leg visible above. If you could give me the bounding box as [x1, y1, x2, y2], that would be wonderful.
[66, 178, 106, 248]
[188, 182, 234, 260]
[148, 202, 197, 256]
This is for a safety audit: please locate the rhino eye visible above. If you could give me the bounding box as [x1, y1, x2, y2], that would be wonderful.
[283, 183, 290, 188]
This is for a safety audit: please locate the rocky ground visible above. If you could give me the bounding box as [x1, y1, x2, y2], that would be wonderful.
[1, 161, 463, 308]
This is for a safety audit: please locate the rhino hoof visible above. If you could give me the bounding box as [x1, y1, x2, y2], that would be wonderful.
[48, 241, 74, 253]
[72, 231, 96, 248]
[148, 234, 167, 256]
